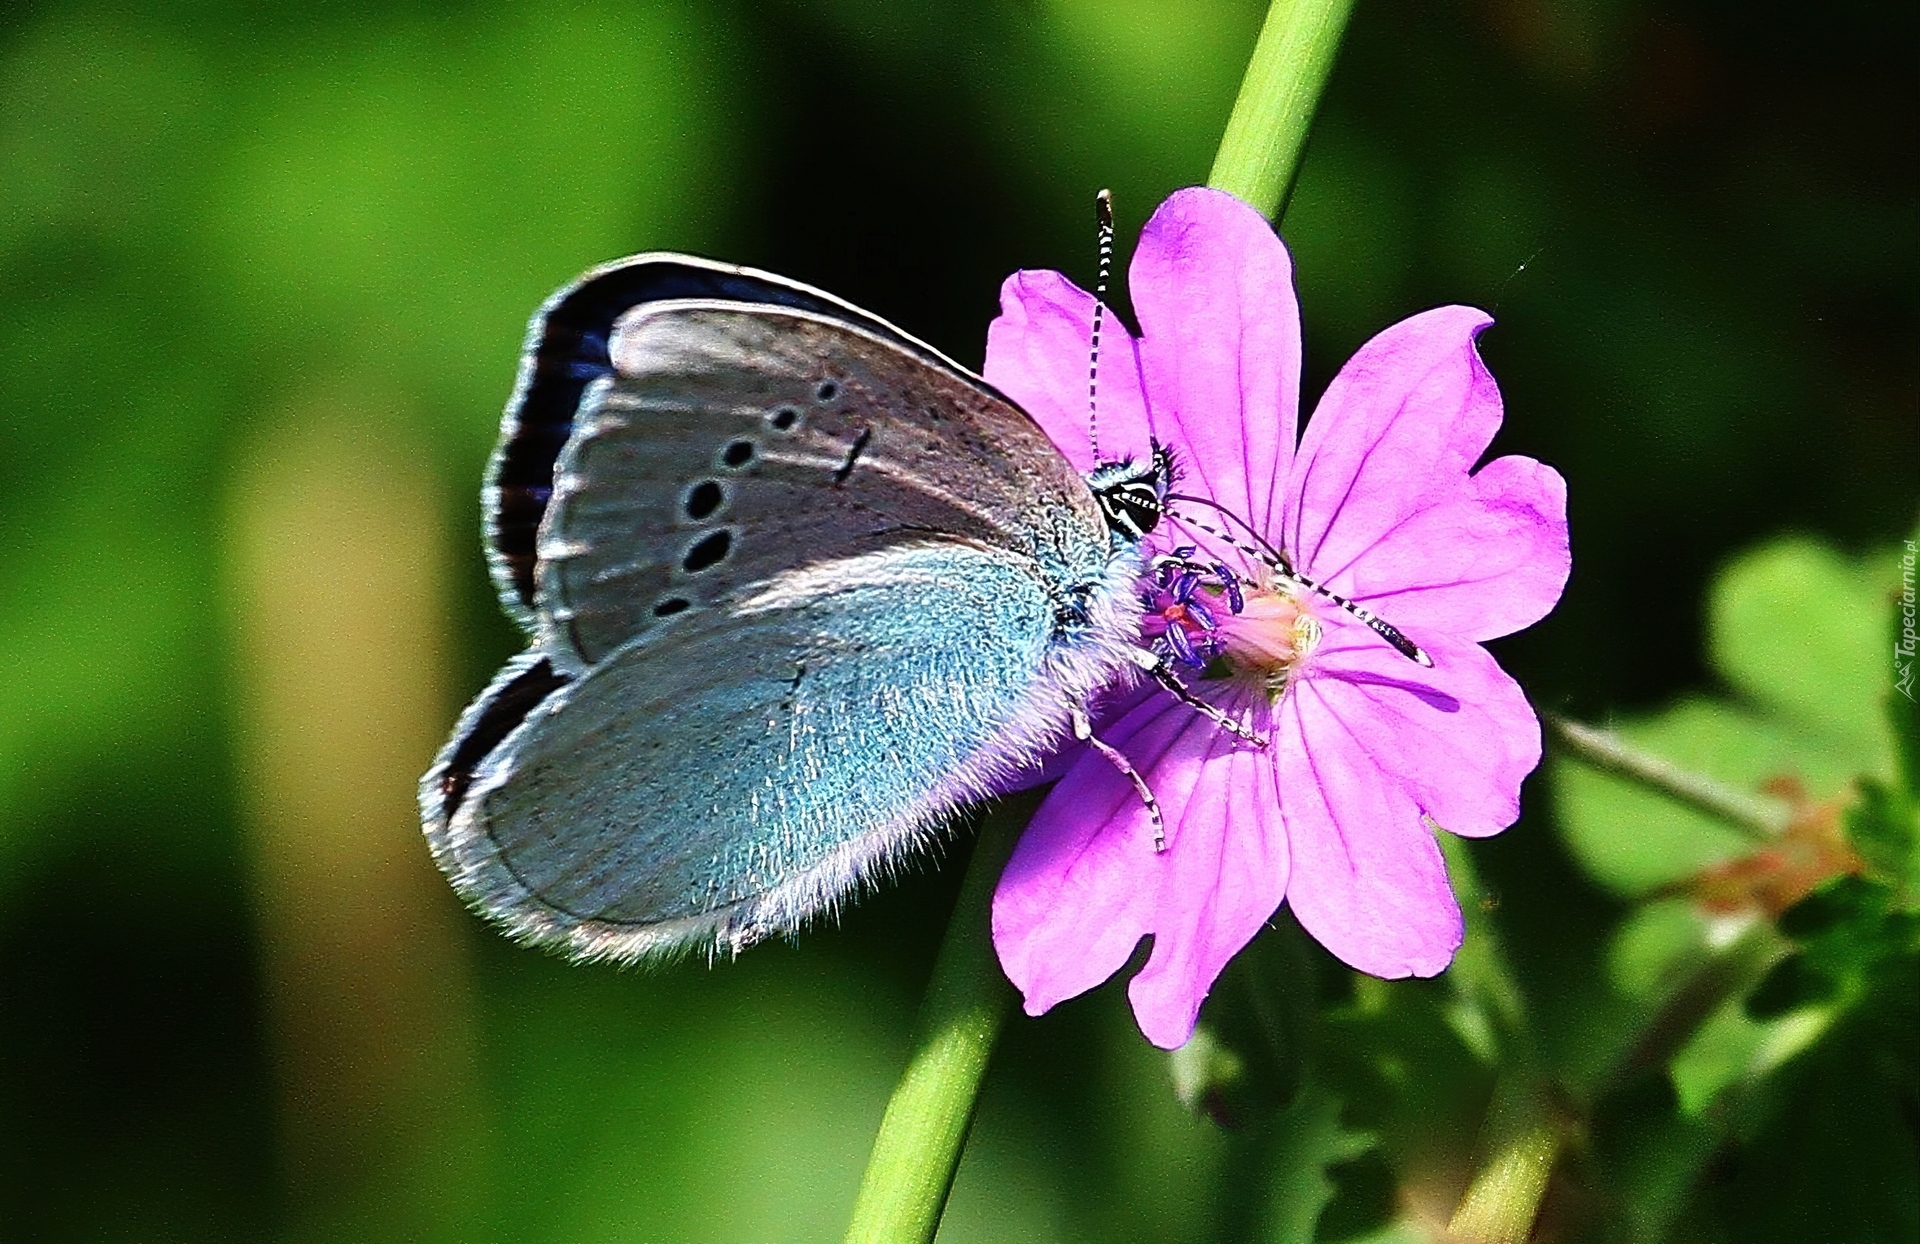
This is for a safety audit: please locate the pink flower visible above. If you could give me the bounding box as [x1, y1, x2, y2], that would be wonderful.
[985, 187, 1570, 1049]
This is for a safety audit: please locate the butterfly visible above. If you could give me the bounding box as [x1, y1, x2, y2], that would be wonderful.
[418, 254, 1180, 962]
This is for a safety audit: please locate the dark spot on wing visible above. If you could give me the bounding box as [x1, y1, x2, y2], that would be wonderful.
[834, 428, 872, 485]
[652, 597, 691, 617]
[682, 530, 732, 572]
[485, 257, 979, 614]
[815, 379, 839, 402]
[684, 480, 723, 520]
[722, 440, 755, 468]
[768, 407, 799, 431]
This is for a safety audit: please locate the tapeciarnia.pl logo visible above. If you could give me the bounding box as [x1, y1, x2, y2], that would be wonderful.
[1898, 539, 1916, 702]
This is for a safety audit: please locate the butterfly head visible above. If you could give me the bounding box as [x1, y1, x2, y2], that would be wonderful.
[1087, 441, 1176, 544]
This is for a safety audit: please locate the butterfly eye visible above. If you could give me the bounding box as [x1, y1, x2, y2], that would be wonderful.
[681, 529, 733, 573]
[815, 380, 839, 402]
[683, 480, 724, 520]
[767, 407, 800, 431]
[721, 440, 755, 468]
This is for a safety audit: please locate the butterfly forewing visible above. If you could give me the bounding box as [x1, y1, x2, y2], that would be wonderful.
[487, 255, 1002, 630]
[535, 303, 1110, 667]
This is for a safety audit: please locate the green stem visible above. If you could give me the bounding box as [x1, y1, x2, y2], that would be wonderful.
[1545, 713, 1789, 842]
[844, 7, 1359, 1236]
[1447, 1075, 1562, 1244]
[842, 800, 1024, 1244]
[1207, 0, 1358, 219]
[1585, 920, 1785, 1104]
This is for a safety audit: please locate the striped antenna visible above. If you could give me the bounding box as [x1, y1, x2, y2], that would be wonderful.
[1164, 493, 1433, 667]
[1088, 188, 1115, 464]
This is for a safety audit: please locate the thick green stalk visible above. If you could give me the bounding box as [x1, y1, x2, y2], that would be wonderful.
[842, 802, 1023, 1244]
[843, 6, 1359, 1237]
[1207, 0, 1358, 219]
[1447, 1076, 1562, 1244]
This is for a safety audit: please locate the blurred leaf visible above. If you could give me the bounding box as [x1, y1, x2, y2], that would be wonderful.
[1776, 873, 1890, 943]
[1438, 835, 1530, 1067]
[1891, 542, 1920, 797]
[1588, 1074, 1721, 1244]
[1848, 775, 1920, 895]
[1702, 949, 1919, 1244]
[1312, 1147, 1397, 1243]
[1774, 875, 1920, 1018]
[1606, 898, 1714, 1002]
[1741, 953, 1837, 1021]
[1669, 994, 1832, 1117]
[1553, 698, 1786, 895]
[1180, 918, 1320, 1129]
[1857, 547, 1920, 892]
[1261, 1084, 1377, 1244]
[1670, 872, 1913, 1121]
[1170, 1024, 1250, 1122]
[1709, 537, 1899, 778]
[1555, 536, 1902, 901]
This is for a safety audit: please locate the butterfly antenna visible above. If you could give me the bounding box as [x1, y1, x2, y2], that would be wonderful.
[1164, 493, 1433, 667]
[1087, 188, 1115, 465]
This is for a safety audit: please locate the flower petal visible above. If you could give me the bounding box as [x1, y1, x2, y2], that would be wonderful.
[1127, 714, 1288, 1048]
[1131, 187, 1302, 532]
[992, 696, 1190, 1018]
[1282, 306, 1566, 641]
[1306, 622, 1541, 838]
[983, 268, 1154, 473]
[1277, 682, 1464, 978]
[991, 688, 1284, 1049]
[1326, 453, 1569, 641]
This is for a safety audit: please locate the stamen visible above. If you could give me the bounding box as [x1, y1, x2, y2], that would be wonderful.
[1163, 620, 1200, 668]
[1164, 495, 1432, 666]
[1211, 562, 1244, 614]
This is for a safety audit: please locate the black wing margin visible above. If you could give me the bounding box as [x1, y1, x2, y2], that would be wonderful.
[485, 255, 983, 625]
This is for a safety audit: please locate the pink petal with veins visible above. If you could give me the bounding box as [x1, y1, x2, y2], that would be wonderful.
[1131, 188, 1302, 532]
[984, 269, 1153, 473]
[993, 687, 1286, 1049]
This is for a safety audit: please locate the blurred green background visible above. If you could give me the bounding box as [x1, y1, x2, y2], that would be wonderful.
[0, 0, 1913, 1241]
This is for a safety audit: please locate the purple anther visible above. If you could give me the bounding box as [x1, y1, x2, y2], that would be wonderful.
[1174, 545, 1197, 559]
[1170, 571, 1201, 605]
[1211, 562, 1245, 614]
[1186, 598, 1218, 631]
[1163, 620, 1201, 668]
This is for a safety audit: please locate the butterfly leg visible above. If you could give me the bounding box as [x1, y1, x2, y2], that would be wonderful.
[1072, 703, 1166, 852]
[1124, 648, 1268, 749]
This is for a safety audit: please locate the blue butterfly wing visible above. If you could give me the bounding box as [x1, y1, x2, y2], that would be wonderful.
[430, 542, 1067, 960]
[425, 287, 1149, 960]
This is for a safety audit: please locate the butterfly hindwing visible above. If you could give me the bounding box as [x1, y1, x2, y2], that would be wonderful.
[430, 542, 1068, 960]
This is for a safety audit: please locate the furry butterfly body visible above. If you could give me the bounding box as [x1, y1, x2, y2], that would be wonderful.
[421, 255, 1162, 962]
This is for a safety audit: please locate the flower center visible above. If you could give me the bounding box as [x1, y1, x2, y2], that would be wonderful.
[1140, 553, 1321, 703]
